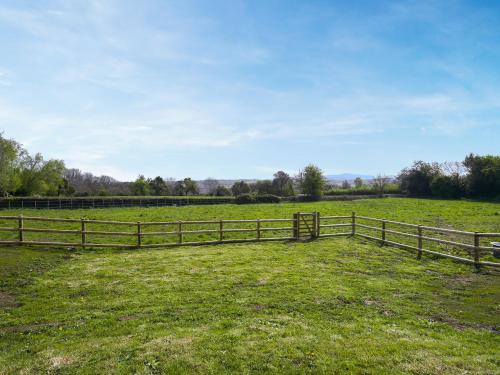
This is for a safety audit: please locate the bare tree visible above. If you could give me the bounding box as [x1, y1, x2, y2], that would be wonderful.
[372, 174, 390, 194]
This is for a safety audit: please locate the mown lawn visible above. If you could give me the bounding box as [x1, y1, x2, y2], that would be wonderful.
[0, 198, 499, 374]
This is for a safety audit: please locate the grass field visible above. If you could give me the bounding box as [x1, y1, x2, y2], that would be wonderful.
[1, 198, 499, 373]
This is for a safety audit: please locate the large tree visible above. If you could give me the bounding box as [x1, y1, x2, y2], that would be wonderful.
[17, 151, 65, 196]
[231, 181, 251, 196]
[272, 171, 294, 196]
[132, 175, 149, 196]
[397, 161, 441, 197]
[298, 164, 325, 199]
[149, 176, 169, 196]
[463, 154, 500, 197]
[0, 133, 21, 195]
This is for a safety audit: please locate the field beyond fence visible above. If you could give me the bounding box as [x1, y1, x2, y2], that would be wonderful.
[0, 212, 498, 269]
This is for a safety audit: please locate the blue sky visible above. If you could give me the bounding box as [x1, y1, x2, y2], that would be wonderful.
[1, 0, 499, 180]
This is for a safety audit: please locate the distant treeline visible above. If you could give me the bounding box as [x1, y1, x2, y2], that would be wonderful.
[1, 133, 498, 200]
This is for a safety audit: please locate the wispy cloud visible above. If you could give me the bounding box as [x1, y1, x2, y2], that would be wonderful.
[1, 0, 499, 178]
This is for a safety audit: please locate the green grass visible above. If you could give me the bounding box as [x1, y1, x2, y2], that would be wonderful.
[1, 198, 499, 374]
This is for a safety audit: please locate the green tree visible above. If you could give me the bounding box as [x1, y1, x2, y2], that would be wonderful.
[341, 180, 351, 189]
[272, 171, 294, 196]
[397, 161, 441, 197]
[298, 164, 325, 199]
[0, 133, 21, 195]
[213, 185, 231, 196]
[149, 176, 169, 195]
[132, 175, 149, 196]
[254, 180, 274, 195]
[183, 178, 199, 195]
[463, 154, 500, 197]
[430, 175, 465, 199]
[354, 177, 363, 188]
[17, 152, 65, 196]
[231, 181, 251, 196]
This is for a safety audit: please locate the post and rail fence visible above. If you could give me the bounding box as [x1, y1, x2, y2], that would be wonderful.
[0, 212, 498, 269]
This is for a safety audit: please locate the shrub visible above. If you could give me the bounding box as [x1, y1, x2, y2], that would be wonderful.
[254, 194, 281, 203]
[235, 194, 256, 204]
[430, 175, 465, 199]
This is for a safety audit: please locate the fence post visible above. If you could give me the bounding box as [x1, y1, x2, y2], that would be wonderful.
[473, 232, 480, 269]
[178, 221, 183, 244]
[81, 219, 86, 249]
[219, 220, 224, 242]
[137, 222, 142, 248]
[381, 220, 386, 246]
[293, 213, 298, 239]
[417, 225, 423, 259]
[351, 212, 356, 236]
[256, 219, 261, 240]
[18, 215, 24, 243]
[316, 212, 321, 238]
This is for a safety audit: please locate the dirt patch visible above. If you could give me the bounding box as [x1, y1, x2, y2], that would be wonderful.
[252, 304, 268, 311]
[0, 322, 59, 334]
[49, 355, 75, 369]
[427, 316, 499, 334]
[0, 291, 21, 308]
[118, 313, 150, 321]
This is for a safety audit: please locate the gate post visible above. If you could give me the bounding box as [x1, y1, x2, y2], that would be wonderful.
[293, 213, 299, 240]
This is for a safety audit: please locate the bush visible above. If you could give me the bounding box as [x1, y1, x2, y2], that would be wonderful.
[235, 194, 256, 204]
[430, 175, 465, 199]
[235, 194, 281, 204]
[288, 194, 320, 202]
[254, 194, 281, 203]
[325, 185, 401, 196]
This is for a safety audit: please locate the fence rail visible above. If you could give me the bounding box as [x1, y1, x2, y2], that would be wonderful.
[0, 212, 498, 269]
[0, 197, 235, 210]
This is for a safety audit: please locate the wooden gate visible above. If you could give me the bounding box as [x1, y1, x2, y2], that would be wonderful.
[293, 212, 320, 240]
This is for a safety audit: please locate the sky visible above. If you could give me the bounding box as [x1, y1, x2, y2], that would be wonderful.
[1, 0, 499, 181]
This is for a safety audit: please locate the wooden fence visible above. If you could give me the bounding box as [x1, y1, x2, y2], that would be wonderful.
[0, 212, 498, 269]
[0, 197, 234, 210]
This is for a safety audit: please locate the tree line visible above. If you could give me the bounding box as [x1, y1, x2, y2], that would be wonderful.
[397, 155, 500, 199]
[1, 133, 498, 199]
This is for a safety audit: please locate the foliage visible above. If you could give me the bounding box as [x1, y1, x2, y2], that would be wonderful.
[354, 177, 363, 188]
[325, 184, 402, 196]
[253, 180, 274, 195]
[231, 181, 251, 196]
[341, 180, 351, 189]
[297, 164, 325, 199]
[213, 185, 231, 196]
[132, 175, 149, 196]
[148, 176, 170, 196]
[372, 175, 391, 194]
[398, 161, 441, 197]
[430, 174, 466, 199]
[272, 171, 294, 196]
[0, 133, 21, 195]
[463, 153, 500, 198]
[17, 152, 65, 196]
[234, 193, 256, 204]
[254, 194, 281, 203]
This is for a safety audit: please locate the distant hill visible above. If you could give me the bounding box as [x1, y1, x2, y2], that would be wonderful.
[325, 173, 375, 182]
